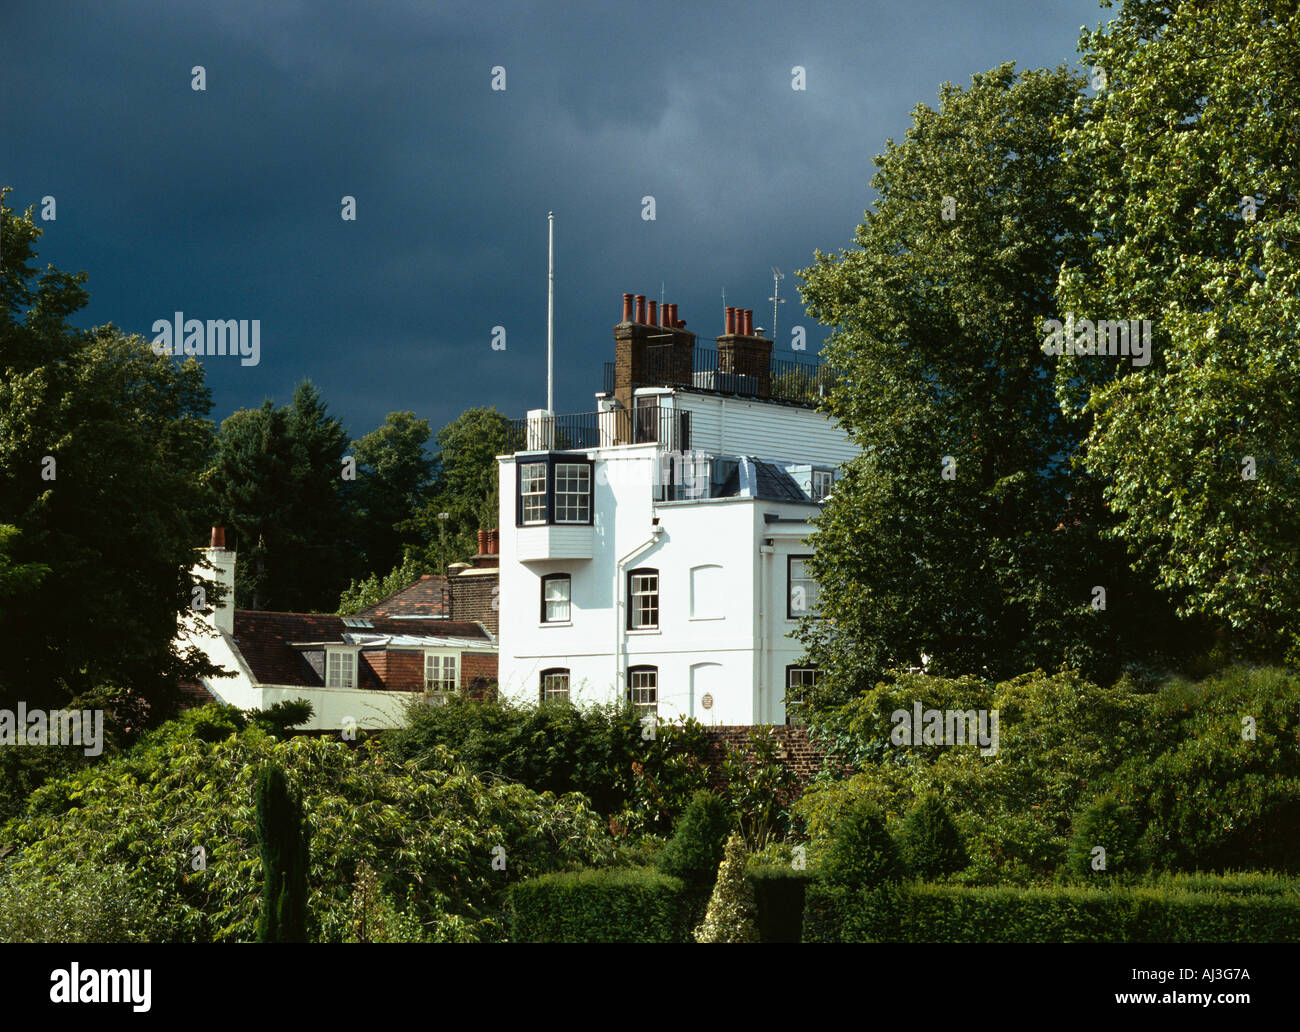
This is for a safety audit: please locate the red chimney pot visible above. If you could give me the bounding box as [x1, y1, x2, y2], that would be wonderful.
[622, 293, 633, 322]
[726, 306, 736, 334]
[635, 295, 646, 323]
[648, 300, 657, 326]
[210, 526, 226, 549]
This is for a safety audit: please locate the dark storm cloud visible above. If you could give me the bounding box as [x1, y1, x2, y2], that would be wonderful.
[2, 0, 1105, 436]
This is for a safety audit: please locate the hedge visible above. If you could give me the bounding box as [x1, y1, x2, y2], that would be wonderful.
[508, 868, 695, 942]
[747, 866, 815, 943]
[805, 882, 1300, 943]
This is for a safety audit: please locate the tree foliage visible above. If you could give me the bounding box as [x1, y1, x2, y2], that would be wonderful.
[1054, 0, 1300, 659]
[795, 65, 1192, 717]
[0, 188, 218, 714]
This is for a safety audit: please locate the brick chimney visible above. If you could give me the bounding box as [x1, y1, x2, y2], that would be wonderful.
[613, 291, 696, 439]
[716, 306, 772, 398]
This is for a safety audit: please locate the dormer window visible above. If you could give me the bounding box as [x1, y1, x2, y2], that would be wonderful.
[326, 649, 357, 689]
[812, 469, 834, 502]
[515, 454, 594, 527]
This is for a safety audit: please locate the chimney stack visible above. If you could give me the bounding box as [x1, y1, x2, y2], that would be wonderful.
[716, 304, 772, 399]
[613, 291, 697, 438]
[194, 525, 236, 635]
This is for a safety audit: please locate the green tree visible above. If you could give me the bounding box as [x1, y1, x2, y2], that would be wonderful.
[0, 189, 218, 714]
[255, 761, 311, 943]
[407, 406, 510, 569]
[796, 65, 1189, 717]
[1055, 0, 1300, 660]
[209, 382, 355, 611]
[351, 411, 434, 577]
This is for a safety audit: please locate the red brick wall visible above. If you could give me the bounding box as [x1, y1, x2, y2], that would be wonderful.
[362, 650, 424, 692]
[460, 651, 498, 690]
[700, 725, 847, 790]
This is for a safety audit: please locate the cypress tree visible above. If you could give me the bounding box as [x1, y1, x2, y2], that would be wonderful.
[256, 761, 311, 942]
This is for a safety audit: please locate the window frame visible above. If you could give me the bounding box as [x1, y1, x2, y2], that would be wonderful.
[627, 664, 658, 716]
[519, 461, 548, 525]
[423, 650, 459, 696]
[812, 469, 834, 502]
[787, 554, 821, 619]
[325, 648, 358, 689]
[540, 573, 572, 624]
[784, 665, 819, 726]
[627, 567, 660, 630]
[515, 454, 595, 527]
[540, 667, 571, 704]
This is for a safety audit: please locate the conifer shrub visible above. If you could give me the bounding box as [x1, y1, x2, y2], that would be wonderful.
[255, 761, 311, 942]
[897, 794, 969, 880]
[1066, 790, 1147, 881]
[820, 799, 906, 889]
[695, 834, 760, 942]
[657, 789, 730, 885]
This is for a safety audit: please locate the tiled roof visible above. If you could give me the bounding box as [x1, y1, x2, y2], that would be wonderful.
[231, 611, 491, 688]
[357, 574, 449, 618]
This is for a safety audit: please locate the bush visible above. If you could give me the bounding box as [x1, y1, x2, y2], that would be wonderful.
[806, 880, 1300, 943]
[898, 794, 968, 880]
[0, 861, 163, 942]
[695, 834, 759, 942]
[657, 789, 730, 885]
[508, 868, 692, 942]
[1066, 791, 1146, 881]
[798, 666, 1300, 883]
[820, 799, 906, 889]
[385, 696, 712, 832]
[0, 709, 614, 942]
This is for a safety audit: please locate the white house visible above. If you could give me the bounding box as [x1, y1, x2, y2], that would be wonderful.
[181, 529, 498, 731]
[495, 293, 858, 725]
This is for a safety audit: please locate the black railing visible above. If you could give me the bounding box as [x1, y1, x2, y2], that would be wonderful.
[602, 347, 833, 405]
[505, 402, 691, 454]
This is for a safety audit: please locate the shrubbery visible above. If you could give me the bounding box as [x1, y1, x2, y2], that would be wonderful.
[898, 794, 968, 880]
[0, 704, 612, 942]
[805, 881, 1300, 943]
[798, 666, 1300, 883]
[508, 868, 693, 943]
[658, 789, 731, 885]
[384, 695, 711, 833]
[820, 799, 906, 889]
[695, 834, 760, 942]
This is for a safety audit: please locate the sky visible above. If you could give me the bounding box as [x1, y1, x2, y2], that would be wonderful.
[3, 0, 1108, 441]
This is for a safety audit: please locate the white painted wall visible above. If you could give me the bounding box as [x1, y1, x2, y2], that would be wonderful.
[497, 450, 825, 724]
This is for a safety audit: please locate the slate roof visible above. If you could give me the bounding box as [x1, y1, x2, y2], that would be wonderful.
[750, 460, 809, 502]
[230, 611, 492, 688]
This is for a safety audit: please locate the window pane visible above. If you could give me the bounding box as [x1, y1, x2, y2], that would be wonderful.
[521, 462, 547, 524]
[554, 463, 590, 523]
